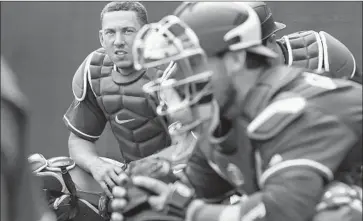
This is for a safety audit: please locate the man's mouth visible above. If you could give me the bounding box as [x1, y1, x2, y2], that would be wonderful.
[115, 50, 127, 55]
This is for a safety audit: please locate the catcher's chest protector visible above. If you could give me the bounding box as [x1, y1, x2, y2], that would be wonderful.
[88, 49, 170, 162]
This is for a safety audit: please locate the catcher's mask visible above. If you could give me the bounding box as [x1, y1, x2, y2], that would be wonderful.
[133, 15, 213, 116]
[133, 16, 217, 163]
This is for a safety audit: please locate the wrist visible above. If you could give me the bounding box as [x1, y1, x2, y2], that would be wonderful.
[186, 203, 230, 221]
[185, 199, 205, 221]
[163, 181, 196, 218]
[87, 156, 103, 172]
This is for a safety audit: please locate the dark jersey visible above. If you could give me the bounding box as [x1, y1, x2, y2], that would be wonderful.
[185, 65, 362, 221]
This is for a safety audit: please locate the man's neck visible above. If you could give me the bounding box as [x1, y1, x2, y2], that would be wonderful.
[223, 67, 263, 120]
[114, 65, 136, 76]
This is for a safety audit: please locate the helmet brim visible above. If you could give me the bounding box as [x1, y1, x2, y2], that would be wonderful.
[274, 21, 287, 32]
[262, 21, 287, 40]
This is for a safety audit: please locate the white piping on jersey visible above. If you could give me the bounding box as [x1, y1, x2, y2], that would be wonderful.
[258, 159, 334, 188]
[247, 97, 306, 134]
[283, 35, 293, 66]
[63, 115, 101, 139]
[313, 31, 324, 73]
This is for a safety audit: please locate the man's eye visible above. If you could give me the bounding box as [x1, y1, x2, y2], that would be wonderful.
[105, 30, 115, 35]
[125, 29, 135, 34]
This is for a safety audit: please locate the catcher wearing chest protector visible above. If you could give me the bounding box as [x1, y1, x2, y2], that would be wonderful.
[109, 2, 362, 221]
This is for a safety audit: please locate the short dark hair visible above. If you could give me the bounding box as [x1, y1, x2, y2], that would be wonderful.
[100, 1, 148, 27]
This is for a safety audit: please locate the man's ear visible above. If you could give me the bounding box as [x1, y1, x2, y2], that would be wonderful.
[99, 30, 105, 48]
[222, 51, 246, 76]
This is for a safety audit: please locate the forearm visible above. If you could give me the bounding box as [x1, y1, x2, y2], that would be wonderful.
[147, 145, 177, 160]
[188, 168, 324, 221]
[186, 200, 238, 221]
[68, 132, 102, 172]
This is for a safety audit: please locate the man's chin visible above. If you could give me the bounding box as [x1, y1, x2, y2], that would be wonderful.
[114, 60, 134, 69]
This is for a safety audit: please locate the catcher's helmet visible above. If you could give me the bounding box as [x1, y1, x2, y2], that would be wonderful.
[246, 1, 286, 40]
[133, 2, 278, 115]
[173, 2, 277, 58]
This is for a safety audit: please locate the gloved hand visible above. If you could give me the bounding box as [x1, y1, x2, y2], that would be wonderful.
[110, 175, 194, 221]
[126, 157, 179, 183]
[313, 181, 362, 221]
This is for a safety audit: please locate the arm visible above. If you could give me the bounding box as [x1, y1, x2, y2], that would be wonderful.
[68, 132, 103, 173]
[64, 85, 128, 196]
[63, 86, 107, 172]
[188, 168, 324, 221]
[188, 105, 361, 221]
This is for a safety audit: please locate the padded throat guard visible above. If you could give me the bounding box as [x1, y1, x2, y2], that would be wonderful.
[278, 30, 356, 79]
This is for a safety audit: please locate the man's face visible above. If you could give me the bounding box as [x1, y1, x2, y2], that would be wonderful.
[163, 57, 221, 128]
[99, 11, 142, 69]
[196, 55, 233, 110]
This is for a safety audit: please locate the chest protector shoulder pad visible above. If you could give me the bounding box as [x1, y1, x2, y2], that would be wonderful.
[278, 30, 356, 79]
[71, 49, 104, 101]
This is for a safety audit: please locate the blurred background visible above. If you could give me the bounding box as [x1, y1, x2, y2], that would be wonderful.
[1, 1, 362, 159]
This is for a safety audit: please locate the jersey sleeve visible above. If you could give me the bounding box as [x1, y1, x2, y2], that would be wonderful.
[257, 105, 360, 188]
[63, 83, 107, 142]
[234, 108, 361, 221]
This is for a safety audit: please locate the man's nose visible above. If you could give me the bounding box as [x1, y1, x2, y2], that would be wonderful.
[114, 32, 126, 46]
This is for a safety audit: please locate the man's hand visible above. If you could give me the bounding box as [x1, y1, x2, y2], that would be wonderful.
[89, 159, 123, 197]
[110, 175, 171, 221]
